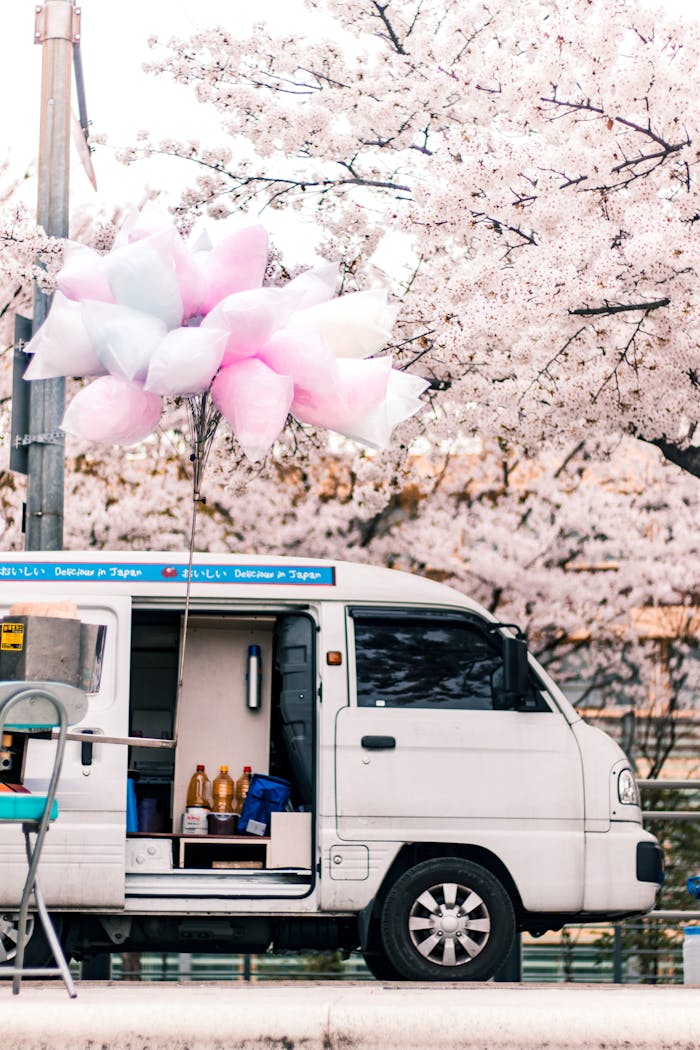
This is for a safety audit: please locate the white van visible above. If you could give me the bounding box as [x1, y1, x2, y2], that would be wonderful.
[0, 551, 662, 981]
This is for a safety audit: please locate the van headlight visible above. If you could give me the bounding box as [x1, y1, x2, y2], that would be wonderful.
[618, 768, 640, 806]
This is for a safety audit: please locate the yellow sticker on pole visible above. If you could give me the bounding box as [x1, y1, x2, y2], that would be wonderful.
[1, 623, 25, 651]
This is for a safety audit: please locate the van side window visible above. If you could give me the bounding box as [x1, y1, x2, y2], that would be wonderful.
[352, 613, 544, 711]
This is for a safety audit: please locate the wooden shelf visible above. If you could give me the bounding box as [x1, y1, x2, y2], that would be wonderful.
[126, 832, 179, 838]
[126, 813, 311, 870]
[178, 835, 269, 869]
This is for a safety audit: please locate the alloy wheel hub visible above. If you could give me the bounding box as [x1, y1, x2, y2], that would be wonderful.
[0, 913, 34, 963]
[408, 882, 491, 967]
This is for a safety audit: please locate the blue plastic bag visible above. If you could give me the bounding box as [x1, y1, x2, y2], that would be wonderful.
[238, 773, 291, 836]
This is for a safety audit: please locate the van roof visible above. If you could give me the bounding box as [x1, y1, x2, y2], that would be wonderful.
[0, 550, 487, 614]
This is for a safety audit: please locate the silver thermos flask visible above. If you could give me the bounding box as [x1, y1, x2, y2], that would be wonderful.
[246, 644, 262, 710]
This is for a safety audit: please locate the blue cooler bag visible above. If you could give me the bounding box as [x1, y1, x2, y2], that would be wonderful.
[238, 774, 291, 836]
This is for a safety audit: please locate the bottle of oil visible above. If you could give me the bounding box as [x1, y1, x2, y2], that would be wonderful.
[211, 765, 235, 813]
[186, 764, 211, 809]
[234, 765, 253, 815]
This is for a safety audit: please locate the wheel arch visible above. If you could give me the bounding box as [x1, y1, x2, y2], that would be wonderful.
[360, 842, 524, 951]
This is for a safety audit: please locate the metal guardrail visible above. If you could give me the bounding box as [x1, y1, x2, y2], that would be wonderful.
[638, 778, 700, 921]
[638, 779, 700, 824]
[637, 780, 700, 789]
[102, 930, 688, 985]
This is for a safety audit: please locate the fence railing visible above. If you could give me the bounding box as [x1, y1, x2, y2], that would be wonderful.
[638, 778, 700, 933]
[101, 926, 687, 984]
[637, 778, 700, 826]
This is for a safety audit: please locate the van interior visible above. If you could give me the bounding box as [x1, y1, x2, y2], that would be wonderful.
[126, 609, 316, 892]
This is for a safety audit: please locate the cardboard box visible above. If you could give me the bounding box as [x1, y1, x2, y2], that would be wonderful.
[212, 860, 263, 869]
[267, 811, 312, 869]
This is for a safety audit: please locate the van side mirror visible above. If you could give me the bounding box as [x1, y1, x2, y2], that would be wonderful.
[502, 635, 529, 702]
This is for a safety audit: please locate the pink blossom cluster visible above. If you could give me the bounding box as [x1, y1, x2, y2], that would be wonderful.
[23, 205, 427, 460]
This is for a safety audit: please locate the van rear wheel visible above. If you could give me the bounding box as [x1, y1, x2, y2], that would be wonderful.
[380, 858, 515, 982]
[0, 912, 65, 968]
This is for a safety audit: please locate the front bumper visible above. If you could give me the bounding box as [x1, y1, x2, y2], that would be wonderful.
[583, 825, 662, 913]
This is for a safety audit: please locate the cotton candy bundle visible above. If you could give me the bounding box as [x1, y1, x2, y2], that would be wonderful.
[22, 205, 427, 460]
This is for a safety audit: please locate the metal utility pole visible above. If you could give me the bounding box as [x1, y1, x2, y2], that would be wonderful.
[25, 1, 80, 551]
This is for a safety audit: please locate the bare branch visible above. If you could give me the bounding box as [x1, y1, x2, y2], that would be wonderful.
[570, 298, 670, 317]
[370, 2, 407, 54]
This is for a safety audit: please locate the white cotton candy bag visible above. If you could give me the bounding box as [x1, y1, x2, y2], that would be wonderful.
[82, 300, 167, 383]
[145, 327, 228, 396]
[23, 292, 107, 380]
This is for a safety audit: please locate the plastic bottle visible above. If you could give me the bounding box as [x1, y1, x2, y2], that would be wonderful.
[234, 765, 253, 815]
[186, 764, 211, 809]
[211, 765, 235, 813]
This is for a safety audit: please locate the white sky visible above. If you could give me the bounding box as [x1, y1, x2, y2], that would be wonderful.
[2, 1, 313, 221]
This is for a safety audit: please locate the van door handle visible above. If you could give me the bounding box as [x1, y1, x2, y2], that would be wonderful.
[81, 729, 94, 766]
[361, 735, 396, 750]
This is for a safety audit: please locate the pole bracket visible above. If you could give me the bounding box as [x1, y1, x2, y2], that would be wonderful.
[34, 3, 81, 45]
[14, 431, 65, 448]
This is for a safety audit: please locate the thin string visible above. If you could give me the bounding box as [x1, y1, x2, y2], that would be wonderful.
[173, 393, 221, 744]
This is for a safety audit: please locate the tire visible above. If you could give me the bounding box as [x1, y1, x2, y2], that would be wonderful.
[0, 911, 66, 968]
[361, 947, 405, 982]
[380, 858, 515, 982]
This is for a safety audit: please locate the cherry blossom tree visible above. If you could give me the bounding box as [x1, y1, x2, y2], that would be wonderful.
[2, 2, 700, 752]
[134, 0, 700, 477]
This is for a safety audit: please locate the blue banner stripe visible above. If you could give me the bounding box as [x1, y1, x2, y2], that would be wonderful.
[0, 562, 336, 586]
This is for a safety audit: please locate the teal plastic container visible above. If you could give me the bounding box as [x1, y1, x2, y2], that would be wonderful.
[0, 793, 58, 821]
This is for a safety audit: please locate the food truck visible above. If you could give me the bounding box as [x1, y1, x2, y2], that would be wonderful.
[0, 551, 663, 981]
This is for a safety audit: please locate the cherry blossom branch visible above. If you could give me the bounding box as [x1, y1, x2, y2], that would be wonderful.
[552, 441, 586, 479]
[472, 211, 537, 247]
[117, 142, 414, 203]
[540, 94, 690, 188]
[570, 298, 670, 317]
[638, 435, 700, 482]
[591, 315, 647, 403]
[518, 326, 588, 402]
[370, 2, 408, 54]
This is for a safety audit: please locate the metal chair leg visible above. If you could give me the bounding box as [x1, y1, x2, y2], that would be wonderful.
[9, 830, 76, 997]
[32, 876, 76, 998]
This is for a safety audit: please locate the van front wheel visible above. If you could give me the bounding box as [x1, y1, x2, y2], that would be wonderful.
[380, 858, 515, 981]
[361, 947, 404, 982]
